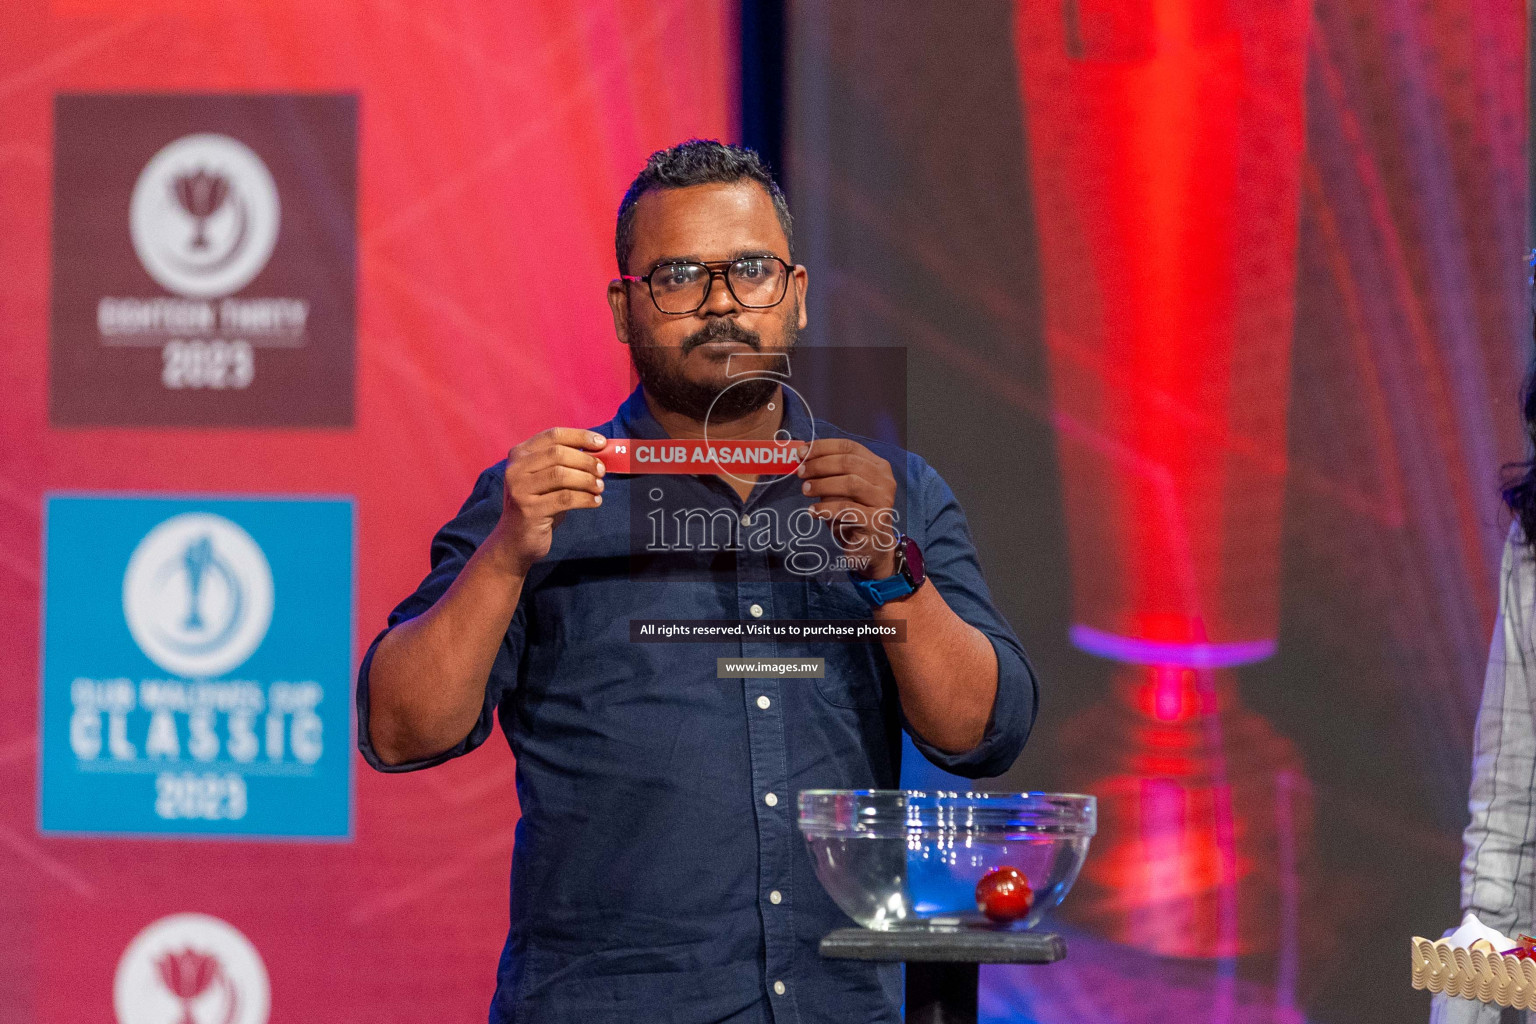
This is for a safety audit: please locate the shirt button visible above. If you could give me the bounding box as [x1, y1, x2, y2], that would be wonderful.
[770, 890, 782, 904]
[741, 513, 753, 526]
[773, 980, 786, 996]
[749, 603, 764, 618]
[756, 695, 771, 710]
[764, 792, 778, 807]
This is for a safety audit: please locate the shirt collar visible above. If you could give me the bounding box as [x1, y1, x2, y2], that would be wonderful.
[613, 385, 666, 440]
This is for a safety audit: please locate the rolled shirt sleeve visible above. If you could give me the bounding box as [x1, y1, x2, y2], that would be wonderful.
[899, 454, 1040, 779]
[1436, 528, 1536, 1022]
[355, 464, 523, 773]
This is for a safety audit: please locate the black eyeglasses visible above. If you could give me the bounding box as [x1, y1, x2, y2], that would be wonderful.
[622, 256, 792, 314]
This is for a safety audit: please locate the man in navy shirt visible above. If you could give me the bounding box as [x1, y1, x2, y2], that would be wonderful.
[358, 140, 1039, 1024]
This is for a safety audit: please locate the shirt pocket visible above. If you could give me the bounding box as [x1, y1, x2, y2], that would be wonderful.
[807, 577, 886, 710]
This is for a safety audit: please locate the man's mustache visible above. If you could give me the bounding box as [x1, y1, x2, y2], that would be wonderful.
[681, 319, 761, 355]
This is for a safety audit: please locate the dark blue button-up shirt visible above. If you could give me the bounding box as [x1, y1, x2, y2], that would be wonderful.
[357, 386, 1038, 1024]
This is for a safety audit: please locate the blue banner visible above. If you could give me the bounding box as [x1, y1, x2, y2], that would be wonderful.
[40, 496, 354, 838]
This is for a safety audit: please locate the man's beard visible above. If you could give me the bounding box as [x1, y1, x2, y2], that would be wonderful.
[630, 310, 798, 423]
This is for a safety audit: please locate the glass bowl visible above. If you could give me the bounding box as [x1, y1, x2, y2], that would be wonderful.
[798, 790, 1096, 931]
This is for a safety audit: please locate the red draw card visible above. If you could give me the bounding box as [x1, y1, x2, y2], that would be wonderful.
[596, 438, 806, 475]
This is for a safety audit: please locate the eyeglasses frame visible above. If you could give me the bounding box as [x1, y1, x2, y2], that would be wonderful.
[620, 255, 795, 315]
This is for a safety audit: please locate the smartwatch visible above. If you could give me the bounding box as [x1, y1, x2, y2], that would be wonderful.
[853, 535, 926, 608]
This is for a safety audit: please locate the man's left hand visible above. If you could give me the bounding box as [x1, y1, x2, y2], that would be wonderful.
[796, 438, 899, 579]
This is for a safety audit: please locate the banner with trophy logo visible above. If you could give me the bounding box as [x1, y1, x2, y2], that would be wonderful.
[49, 94, 357, 427]
[113, 913, 270, 1024]
[39, 496, 354, 837]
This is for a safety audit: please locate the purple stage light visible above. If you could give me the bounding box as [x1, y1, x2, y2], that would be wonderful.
[1069, 624, 1278, 669]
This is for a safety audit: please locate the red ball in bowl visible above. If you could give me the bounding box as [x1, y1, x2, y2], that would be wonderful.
[975, 866, 1034, 923]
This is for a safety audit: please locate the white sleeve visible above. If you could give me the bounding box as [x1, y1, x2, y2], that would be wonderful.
[1461, 529, 1536, 938]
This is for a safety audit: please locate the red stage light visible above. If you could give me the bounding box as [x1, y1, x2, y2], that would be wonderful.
[1014, 0, 1313, 961]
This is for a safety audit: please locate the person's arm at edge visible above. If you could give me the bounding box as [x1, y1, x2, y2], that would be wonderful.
[1461, 527, 1536, 942]
[1432, 527, 1536, 1024]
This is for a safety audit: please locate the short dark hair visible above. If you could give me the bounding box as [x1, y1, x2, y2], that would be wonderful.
[615, 139, 793, 274]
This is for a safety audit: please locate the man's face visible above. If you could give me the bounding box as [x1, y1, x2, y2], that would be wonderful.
[609, 181, 809, 422]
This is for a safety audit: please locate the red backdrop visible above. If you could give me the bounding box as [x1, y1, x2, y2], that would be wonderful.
[0, 1, 732, 1018]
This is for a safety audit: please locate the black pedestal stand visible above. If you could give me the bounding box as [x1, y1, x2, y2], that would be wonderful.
[819, 928, 1066, 1024]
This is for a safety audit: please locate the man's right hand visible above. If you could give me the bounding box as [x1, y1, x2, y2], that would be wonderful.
[485, 428, 608, 575]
